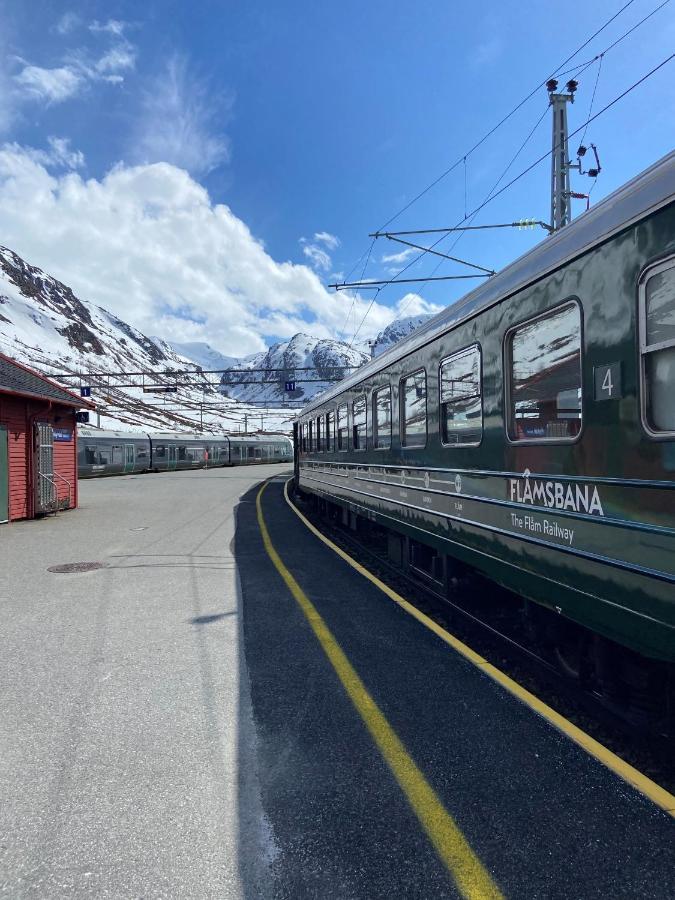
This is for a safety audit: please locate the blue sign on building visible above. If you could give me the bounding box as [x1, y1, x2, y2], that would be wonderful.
[284, 381, 296, 392]
[53, 428, 73, 442]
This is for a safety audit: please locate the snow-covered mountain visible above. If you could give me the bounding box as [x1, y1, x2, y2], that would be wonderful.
[218, 333, 369, 403]
[370, 314, 436, 358]
[0, 246, 287, 433]
[151, 338, 244, 373]
[0, 243, 438, 429]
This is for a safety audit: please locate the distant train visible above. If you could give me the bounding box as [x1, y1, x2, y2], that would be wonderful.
[78, 428, 293, 477]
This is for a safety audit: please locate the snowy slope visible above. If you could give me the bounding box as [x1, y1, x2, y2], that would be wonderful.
[0, 246, 289, 433]
[0, 244, 436, 430]
[370, 314, 435, 358]
[218, 333, 369, 403]
[151, 338, 245, 373]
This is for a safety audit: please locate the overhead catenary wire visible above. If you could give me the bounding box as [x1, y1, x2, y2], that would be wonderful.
[336, 0, 669, 297]
[374, 102, 550, 323]
[372, 0, 639, 235]
[337, 237, 378, 342]
[355, 48, 674, 329]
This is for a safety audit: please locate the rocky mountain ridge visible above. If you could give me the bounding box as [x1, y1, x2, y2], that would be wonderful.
[0, 244, 434, 428]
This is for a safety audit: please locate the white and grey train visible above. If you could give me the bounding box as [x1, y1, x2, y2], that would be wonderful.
[78, 428, 293, 477]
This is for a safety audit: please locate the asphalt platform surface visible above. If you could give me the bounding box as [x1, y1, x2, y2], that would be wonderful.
[239, 479, 675, 899]
[1, 465, 289, 900]
[2, 469, 674, 899]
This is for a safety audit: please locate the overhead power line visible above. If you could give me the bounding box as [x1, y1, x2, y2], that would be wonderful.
[337, 0, 669, 293]
[349, 48, 674, 317]
[373, 0, 639, 234]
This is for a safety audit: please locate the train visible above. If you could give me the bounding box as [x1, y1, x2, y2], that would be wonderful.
[78, 428, 293, 476]
[295, 151, 675, 723]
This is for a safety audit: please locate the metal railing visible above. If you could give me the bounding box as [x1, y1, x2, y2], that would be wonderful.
[38, 472, 72, 512]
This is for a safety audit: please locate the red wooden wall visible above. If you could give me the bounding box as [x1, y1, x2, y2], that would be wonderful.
[0, 395, 79, 521]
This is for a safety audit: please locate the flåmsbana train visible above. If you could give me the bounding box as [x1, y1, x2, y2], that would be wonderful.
[296, 151, 675, 721]
[79, 428, 293, 477]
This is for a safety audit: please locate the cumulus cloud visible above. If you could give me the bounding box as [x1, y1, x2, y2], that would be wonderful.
[129, 56, 230, 177]
[0, 145, 433, 354]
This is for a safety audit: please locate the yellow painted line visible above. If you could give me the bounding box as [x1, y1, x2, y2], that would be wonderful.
[283, 478, 675, 820]
[256, 482, 503, 900]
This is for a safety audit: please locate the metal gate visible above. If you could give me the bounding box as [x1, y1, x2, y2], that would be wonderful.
[34, 422, 57, 514]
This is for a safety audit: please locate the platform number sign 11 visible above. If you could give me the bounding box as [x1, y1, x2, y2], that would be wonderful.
[594, 363, 622, 401]
[285, 381, 296, 392]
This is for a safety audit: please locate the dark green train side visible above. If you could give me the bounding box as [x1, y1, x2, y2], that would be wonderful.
[296, 153, 675, 698]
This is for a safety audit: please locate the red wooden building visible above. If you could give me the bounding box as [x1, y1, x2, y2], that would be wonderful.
[0, 353, 95, 524]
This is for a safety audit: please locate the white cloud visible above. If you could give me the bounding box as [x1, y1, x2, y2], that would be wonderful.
[14, 65, 82, 103]
[314, 231, 340, 250]
[95, 45, 136, 75]
[130, 56, 230, 177]
[0, 145, 424, 355]
[301, 243, 332, 272]
[4, 137, 84, 171]
[46, 136, 85, 168]
[55, 12, 81, 35]
[13, 18, 135, 107]
[89, 20, 127, 37]
[381, 247, 417, 265]
[393, 293, 441, 318]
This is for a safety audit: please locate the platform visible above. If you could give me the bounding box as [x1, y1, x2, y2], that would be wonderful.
[1, 469, 673, 898]
[239, 478, 675, 899]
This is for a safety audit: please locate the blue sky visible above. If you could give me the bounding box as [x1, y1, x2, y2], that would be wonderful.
[0, 0, 673, 355]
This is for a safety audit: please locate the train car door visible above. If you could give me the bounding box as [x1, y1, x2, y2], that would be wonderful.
[168, 445, 178, 469]
[0, 425, 8, 523]
[123, 444, 135, 473]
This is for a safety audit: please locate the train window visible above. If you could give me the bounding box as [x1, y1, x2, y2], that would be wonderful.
[337, 404, 349, 450]
[507, 301, 582, 442]
[137, 448, 148, 459]
[299, 424, 306, 453]
[308, 421, 314, 452]
[440, 345, 482, 446]
[400, 370, 427, 448]
[84, 446, 97, 464]
[325, 411, 334, 451]
[154, 445, 166, 458]
[372, 386, 391, 449]
[315, 416, 322, 452]
[112, 445, 122, 465]
[352, 396, 366, 450]
[178, 446, 187, 460]
[640, 259, 675, 434]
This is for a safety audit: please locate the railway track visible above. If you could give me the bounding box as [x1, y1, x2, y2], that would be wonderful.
[290, 486, 675, 796]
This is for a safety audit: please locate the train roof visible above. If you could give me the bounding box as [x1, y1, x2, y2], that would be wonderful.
[77, 428, 292, 445]
[227, 433, 292, 444]
[300, 149, 675, 416]
[151, 431, 226, 442]
[78, 427, 149, 440]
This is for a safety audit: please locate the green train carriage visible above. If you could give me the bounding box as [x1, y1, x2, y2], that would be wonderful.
[297, 152, 675, 696]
